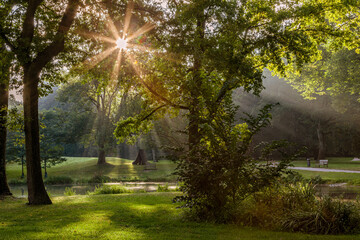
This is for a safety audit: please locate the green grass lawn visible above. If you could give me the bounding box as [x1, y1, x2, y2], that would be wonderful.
[291, 157, 360, 170]
[6, 157, 177, 182]
[1, 193, 359, 240]
[290, 157, 360, 184]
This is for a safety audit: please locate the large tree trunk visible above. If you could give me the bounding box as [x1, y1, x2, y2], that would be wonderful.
[97, 146, 106, 165]
[0, 80, 12, 197]
[317, 120, 326, 160]
[23, 70, 51, 205]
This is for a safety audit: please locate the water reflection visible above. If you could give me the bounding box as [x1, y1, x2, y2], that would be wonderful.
[315, 184, 360, 199]
[9, 182, 177, 197]
[10, 183, 360, 199]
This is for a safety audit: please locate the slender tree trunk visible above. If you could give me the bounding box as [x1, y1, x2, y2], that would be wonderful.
[97, 110, 107, 165]
[0, 80, 12, 197]
[23, 69, 51, 204]
[188, 12, 205, 151]
[317, 120, 326, 160]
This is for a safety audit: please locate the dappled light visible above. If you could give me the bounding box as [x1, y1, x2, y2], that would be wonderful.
[2, 0, 360, 238]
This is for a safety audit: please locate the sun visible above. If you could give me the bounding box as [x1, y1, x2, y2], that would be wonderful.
[77, 0, 156, 80]
[116, 38, 128, 49]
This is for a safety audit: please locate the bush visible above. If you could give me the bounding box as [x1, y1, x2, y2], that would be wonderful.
[91, 185, 133, 195]
[281, 196, 360, 234]
[64, 187, 76, 196]
[309, 175, 326, 185]
[239, 183, 316, 228]
[88, 175, 112, 183]
[157, 184, 170, 192]
[174, 104, 298, 223]
[234, 182, 360, 234]
[8, 179, 27, 185]
[44, 176, 74, 185]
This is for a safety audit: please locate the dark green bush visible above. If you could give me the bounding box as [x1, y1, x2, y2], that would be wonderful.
[88, 175, 112, 183]
[281, 196, 360, 234]
[309, 175, 326, 185]
[175, 104, 298, 223]
[8, 179, 27, 185]
[44, 176, 73, 184]
[157, 184, 170, 192]
[91, 185, 132, 195]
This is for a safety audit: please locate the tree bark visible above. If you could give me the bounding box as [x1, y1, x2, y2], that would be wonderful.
[96, 109, 107, 165]
[0, 80, 12, 197]
[317, 120, 326, 160]
[97, 146, 106, 164]
[188, 12, 205, 151]
[23, 69, 51, 204]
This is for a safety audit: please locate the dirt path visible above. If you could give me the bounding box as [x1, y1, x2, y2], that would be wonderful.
[289, 167, 360, 173]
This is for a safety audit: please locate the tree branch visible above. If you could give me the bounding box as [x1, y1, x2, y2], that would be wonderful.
[0, 25, 16, 53]
[140, 104, 167, 122]
[31, 0, 80, 73]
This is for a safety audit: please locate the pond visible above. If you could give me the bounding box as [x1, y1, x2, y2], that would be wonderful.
[9, 182, 178, 198]
[9, 182, 360, 199]
[315, 183, 360, 199]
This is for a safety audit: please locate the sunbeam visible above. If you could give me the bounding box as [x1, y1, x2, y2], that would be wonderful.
[128, 43, 180, 63]
[123, 0, 134, 38]
[77, 2, 157, 83]
[75, 30, 115, 44]
[106, 14, 120, 40]
[83, 46, 117, 70]
[127, 22, 156, 42]
[111, 50, 123, 82]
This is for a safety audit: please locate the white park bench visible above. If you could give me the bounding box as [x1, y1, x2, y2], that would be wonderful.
[316, 159, 328, 168]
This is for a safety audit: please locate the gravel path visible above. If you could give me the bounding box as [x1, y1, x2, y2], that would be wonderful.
[289, 167, 360, 174]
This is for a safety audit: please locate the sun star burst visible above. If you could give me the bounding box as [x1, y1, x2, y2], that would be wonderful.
[116, 38, 128, 49]
[77, 0, 156, 82]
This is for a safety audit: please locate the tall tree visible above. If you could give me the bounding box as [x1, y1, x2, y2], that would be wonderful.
[0, 0, 80, 204]
[115, 0, 360, 151]
[0, 42, 12, 197]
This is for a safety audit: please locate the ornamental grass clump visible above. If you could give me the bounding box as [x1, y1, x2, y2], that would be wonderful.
[281, 196, 360, 234]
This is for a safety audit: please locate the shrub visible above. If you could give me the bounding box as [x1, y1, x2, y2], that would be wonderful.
[88, 175, 112, 183]
[235, 183, 360, 234]
[309, 175, 325, 185]
[281, 196, 360, 234]
[157, 184, 170, 192]
[64, 187, 76, 196]
[174, 104, 300, 223]
[91, 185, 132, 195]
[239, 183, 316, 228]
[8, 179, 27, 185]
[44, 176, 73, 185]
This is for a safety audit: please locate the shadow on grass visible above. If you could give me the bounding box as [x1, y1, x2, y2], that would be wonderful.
[1, 193, 359, 240]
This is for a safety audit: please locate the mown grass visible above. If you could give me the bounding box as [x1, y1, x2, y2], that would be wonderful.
[6, 157, 177, 183]
[289, 157, 360, 184]
[295, 170, 360, 185]
[291, 157, 360, 170]
[1, 193, 360, 240]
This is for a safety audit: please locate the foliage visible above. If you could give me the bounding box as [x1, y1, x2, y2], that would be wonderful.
[286, 48, 360, 112]
[174, 104, 298, 222]
[237, 182, 360, 234]
[281, 196, 360, 234]
[64, 187, 76, 196]
[87, 175, 113, 183]
[157, 183, 170, 192]
[44, 176, 74, 185]
[91, 185, 132, 195]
